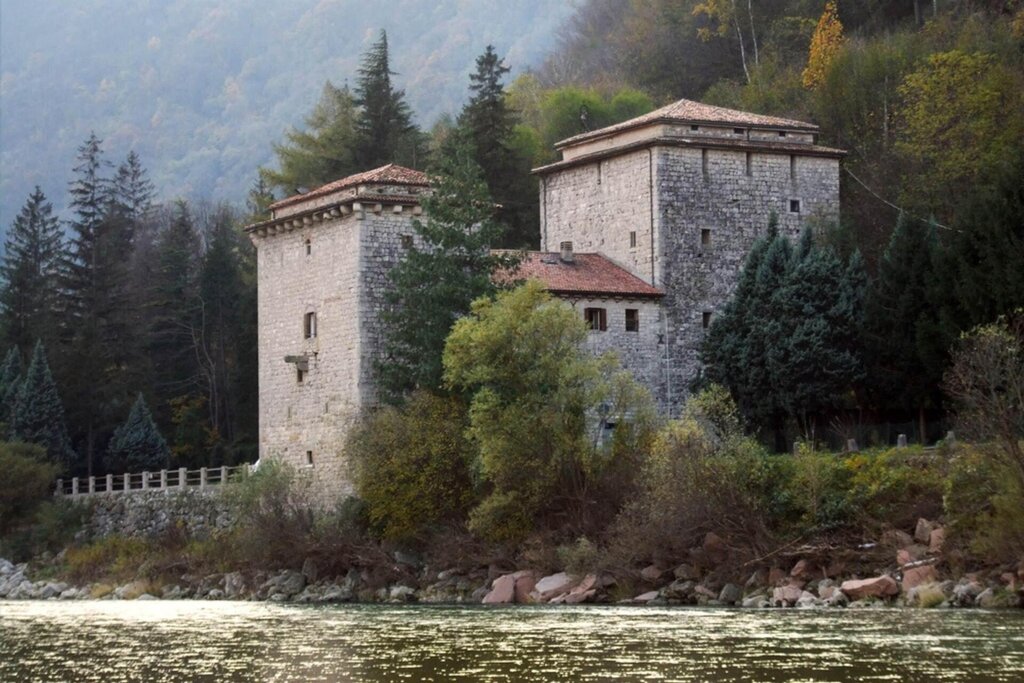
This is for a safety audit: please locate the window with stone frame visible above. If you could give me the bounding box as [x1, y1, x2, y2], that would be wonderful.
[629, 231, 637, 248]
[305, 238, 312, 256]
[304, 311, 317, 339]
[789, 199, 802, 214]
[584, 307, 607, 331]
[625, 308, 639, 332]
[702, 311, 713, 329]
[700, 228, 712, 248]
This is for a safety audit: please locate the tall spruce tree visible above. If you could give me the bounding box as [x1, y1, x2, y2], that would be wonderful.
[10, 342, 76, 469]
[106, 393, 170, 472]
[377, 140, 519, 401]
[354, 30, 422, 169]
[0, 187, 66, 353]
[0, 346, 23, 427]
[111, 151, 155, 224]
[458, 45, 538, 248]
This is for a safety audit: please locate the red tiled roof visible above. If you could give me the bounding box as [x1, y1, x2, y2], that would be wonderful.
[557, 98, 818, 149]
[269, 164, 428, 210]
[497, 251, 664, 299]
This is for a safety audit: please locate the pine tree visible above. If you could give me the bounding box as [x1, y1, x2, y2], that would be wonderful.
[10, 342, 76, 469]
[377, 139, 519, 401]
[354, 31, 422, 169]
[0, 187, 67, 353]
[260, 82, 362, 195]
[111, 151, 155, 224]
[0, 346, 23, 427]
[106, 393, 170, 472]
[803, 0, 844, 89]
[458, 45, 538, 248]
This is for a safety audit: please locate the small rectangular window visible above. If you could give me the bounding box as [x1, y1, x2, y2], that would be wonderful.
[690, 124, 699, 131]
[400, 234, 413, 249]
[296, 368, 305, 383]
[734, 127, 744, 135]
[305, 238, 311, 256]
[304, 312, 317, 339]
[629, 231, 637, 248]
[625, 309, 639, 332]
[584, 307, 607, 332]
[702, 311, 713, 329]
[745, 152, 753, 177]
[701, 228, 712, 247]
[789, 199, 801, 214]
[790, 155, 797, 182]
[701, 149, 709, 182]
[778, 131, 787, 137]
[305, 450, 314, 466]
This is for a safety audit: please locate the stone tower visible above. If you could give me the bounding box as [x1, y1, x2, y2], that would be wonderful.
[534, 99, 844, 414]
[246, 164, 428, 487]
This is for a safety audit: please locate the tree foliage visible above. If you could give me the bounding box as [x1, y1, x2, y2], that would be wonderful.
[9, 342, 75, 469]
[106, 393, 171, 473]
[802, 1, 844, 89]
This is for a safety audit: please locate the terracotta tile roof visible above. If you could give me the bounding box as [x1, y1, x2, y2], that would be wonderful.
[269, 164, 428, 210]
[497, 251, 664, 299]
[557, 98, 818, 149]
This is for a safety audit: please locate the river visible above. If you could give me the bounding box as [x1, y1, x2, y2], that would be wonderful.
[1, 601, 1022, 682]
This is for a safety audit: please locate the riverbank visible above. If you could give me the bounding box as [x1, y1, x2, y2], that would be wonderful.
[4, 518, 1022, 609]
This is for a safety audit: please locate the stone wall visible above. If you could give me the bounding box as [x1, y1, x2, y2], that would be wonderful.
[78, 489, 234, 540]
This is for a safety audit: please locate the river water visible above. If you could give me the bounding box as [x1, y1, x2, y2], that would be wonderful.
[1, 601, 1022, 682]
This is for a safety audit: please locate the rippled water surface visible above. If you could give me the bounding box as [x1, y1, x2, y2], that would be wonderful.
[2, 601, 1023, 682]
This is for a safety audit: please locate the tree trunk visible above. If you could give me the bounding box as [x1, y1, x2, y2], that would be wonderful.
[747, 0, 759, 66]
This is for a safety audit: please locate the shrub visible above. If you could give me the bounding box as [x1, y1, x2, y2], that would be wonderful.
[787, 444, 853, 533]
[0, 441, 59, 533]
[944, 444, 1024, 562]
[842, 446, 945, 530]
[64, 536, 154, 582]
[347, 391, 474, 543]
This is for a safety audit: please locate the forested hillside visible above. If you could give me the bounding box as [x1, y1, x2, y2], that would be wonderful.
[0, 0, 572, 229]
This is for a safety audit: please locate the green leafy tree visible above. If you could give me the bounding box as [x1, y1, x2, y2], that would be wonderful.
[9, 342, 75, 469]
[443, 281, 655, 542]
[106, 393, 171, 473]
[0, 187, 66, 354]
[457, 45, 538, 248]
[260, 82, 361, 195]
[354, 31, 423, 170]
[377, 140, 518, 401]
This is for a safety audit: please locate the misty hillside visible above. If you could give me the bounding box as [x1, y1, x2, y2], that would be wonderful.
[0, 0, 572, 227]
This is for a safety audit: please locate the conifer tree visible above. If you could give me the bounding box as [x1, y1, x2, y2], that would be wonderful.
[354, 31, 423, 169]
[377, 139, 519, 401]
[803, 0, 844, 89]
[458, 45, 538, 248]
[0, 347, 22, 427]
[111, 151, 155, 224]
[10, 342, 76, 469]
[106, 393, 170, 472]
[0, 187, 67, 353]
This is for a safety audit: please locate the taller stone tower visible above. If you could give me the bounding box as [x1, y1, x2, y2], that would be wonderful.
[246, 164, 427, 488]
[535, 99, 844, 414]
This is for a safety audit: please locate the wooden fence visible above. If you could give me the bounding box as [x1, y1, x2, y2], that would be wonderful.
[54, 465, 250, 497]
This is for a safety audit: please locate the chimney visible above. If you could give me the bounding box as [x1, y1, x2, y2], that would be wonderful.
[559, 241, 574, 263]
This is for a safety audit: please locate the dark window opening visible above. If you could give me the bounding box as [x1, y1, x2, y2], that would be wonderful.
[701, 149, 709, 182]
[789, 199, 801, 214]
[734, 128, 744, 135]
[690, 124, 699, 131]
[584, 307, 607, 331]
[778, 131, 787, 137]
[629, 231, 637, 248]
[305, 450, 314, 466]
[305, 238, 311, 256]
[304, 311, 317, 339]
[297, 368, 305, 383]
[625, 309, 639, 332]
[701, 228, 712, 247]
[702, 311, 713, 329]
[790, 155, 797, 182]
[745, 152, 753, 177]
[400, 234, 413, 249]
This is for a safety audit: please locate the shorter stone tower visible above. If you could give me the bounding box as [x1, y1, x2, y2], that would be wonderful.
[246, 165, 427, 488]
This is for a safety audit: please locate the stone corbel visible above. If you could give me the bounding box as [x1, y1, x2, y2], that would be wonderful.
[284, 354, 309, 372]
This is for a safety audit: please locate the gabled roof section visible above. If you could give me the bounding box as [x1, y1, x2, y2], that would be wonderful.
[269, 164, 428, 211]
[556, 98, 819, 150]
[496, 251, 664, 300]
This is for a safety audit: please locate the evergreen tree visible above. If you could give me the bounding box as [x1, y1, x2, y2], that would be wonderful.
[0, 346, 23, 426]
[377, 140, 519, 400]
[260, 82, 362, 195]
[354, 31, 423, 169]
[106, 393, 170, 472]
[10, 342, 75, 469]
[111, 151, 155, 224]
[0, 187, 66, 353]
[457, 46, 538, 248]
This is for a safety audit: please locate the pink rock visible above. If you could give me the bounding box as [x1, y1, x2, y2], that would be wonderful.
[633, 590, 660, 603]
[882, 529, 915, 548]
[640, 565, 665, 583]
[929, 527, 946, 553]
[531, 572, 574, 601]
[772, 584, 803, 606]
[841, 575, 899, 600]
[790, 559, 817, 580]
[482, 574, 516, 604]
[565, 589, 596, 605]
[694, 584, 718, 600]
[902, 565, 938, 591]
[512, 570, 537, 604]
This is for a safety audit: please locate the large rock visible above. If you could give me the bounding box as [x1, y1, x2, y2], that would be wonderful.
[275, 570, 306, 597]
[301, 558, 319, 584]
[482, 574, 516, 604]
[882, 529, 915, 548]
[718, 583, 743, 605]
[790, 560, 817, 581]
[772, 584, 803, 607]
[674, 563, 699, 581]
[224, 572, 246, 599]
[640, 564, 665, 583]
[928, 527, 946, 553]
[512, 570, 537, 603]
[840, 575, 899, 601]
[902, 565, 938, 592]
[914, 518, 935, 544]
[565, 576, 597, 605]
[115, 580, 152, 600]
[632, 590, 660, 603]
[532, 572, 574, 602]
[662, 580, 696, 602]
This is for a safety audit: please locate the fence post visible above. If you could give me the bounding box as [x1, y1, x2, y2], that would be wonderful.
[123, 473, 130, 492]
[88, 476, 95, 494]
[179, 467, 188, 488]
[897, 433, 908, 448]
[200, 467, 208, 490]
[220, 465, 229, 486]
[55, 479, 63, 497]
[160, 470, 168, 490]
[71, 478, 79, 496]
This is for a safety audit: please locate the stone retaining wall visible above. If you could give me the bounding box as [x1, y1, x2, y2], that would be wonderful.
[76, 489, 234, 540]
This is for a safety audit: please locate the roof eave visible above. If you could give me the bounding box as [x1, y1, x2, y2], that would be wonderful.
[554, 116, 820, 151]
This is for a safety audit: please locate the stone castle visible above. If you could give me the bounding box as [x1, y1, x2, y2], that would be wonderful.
[246, 99, 842, 485]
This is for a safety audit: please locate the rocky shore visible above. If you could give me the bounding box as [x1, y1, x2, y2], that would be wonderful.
[3, 518, 1022, 610]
